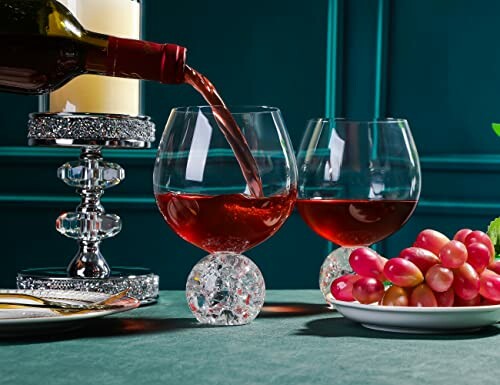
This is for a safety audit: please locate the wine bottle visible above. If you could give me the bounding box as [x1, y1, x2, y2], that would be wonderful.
[50, 0, 142, 115]
[0, 0, 186, 94]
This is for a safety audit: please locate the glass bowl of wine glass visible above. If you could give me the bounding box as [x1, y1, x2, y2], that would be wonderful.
[153, 106, 297, 325]
[296, 118, 421, 303]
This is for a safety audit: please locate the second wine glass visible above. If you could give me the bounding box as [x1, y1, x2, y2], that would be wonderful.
[153, 106, 297, 325]
[296, 118, 421, 303]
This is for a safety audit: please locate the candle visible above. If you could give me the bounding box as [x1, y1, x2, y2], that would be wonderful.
[50, 0, 141, 115]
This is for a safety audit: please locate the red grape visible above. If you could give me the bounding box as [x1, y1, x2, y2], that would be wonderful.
[466, 242, 491, 274]
[455, 294, 481, 307]
[384, 258, 424, 287]
[465, 231, 495, 264]
[479, 269, 500, 302]
[410, 284, 438, 307]
[453, 262, 480, 300]
[381, 285, 409, 306]
[425, 264, 453, 292]
[481, 296, 500, 306]
[349, 247, 386, 281]
[439, 240, 468, 269]
[399, 247, 440, 274]
[435, 288, 454, 307]
[330, 274, 360, 301]
[413, 229, 450, 255]
[488, 260, 500, 275]
[352, 277, 385, 304]
[453, 228, 472, 243]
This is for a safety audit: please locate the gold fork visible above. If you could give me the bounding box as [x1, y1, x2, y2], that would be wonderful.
[0, 290, 130, 314]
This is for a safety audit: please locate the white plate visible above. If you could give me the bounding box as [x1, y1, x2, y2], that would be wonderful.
[331, 299, 500, 334]
[0, 289, 140, 337]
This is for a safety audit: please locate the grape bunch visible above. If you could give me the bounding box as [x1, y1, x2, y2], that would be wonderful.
[331, 228, 500, 307]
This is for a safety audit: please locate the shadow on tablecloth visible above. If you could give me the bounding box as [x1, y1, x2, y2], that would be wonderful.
[296, 317, 500, 340]
[0, 317, 201, 345]
[260, 302, 331, 318]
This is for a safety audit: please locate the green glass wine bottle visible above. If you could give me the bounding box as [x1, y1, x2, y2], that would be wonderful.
[0, 0, 187, 94]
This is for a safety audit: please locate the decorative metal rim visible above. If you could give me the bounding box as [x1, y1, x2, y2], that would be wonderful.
[28, 112, 155, 146]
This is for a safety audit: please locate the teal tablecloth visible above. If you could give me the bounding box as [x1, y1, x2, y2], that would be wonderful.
[1, 290, 499, 385]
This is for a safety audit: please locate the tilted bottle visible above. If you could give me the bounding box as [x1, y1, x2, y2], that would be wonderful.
[0, 0, 187, 94]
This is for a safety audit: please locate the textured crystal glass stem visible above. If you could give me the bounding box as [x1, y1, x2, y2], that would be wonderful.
[186, 252, 266, 326]
[319, 247, 355, 305]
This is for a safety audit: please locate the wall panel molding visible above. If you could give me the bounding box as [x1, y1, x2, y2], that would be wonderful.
[0, 194, 156, 208]
[420, 154, 500, 171]
[374, 0, 390, 118]
[325, 0, 344, 118]
[324, 0, 344, 253]
[0, 146, 157, 161]
[3, 146, 500, 172]
[416, 200, 500, 215]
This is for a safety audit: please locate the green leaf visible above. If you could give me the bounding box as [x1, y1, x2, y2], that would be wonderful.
[487, 217, 500, 255]
[492, 123, 500, 136]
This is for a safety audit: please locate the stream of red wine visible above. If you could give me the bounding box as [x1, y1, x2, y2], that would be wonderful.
[183, 65, 264, 197]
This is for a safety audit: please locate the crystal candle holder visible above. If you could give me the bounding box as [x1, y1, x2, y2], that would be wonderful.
[17, 112, 159, 304]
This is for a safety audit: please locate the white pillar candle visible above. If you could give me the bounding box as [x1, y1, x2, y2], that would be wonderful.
[50, 0, 141, 115]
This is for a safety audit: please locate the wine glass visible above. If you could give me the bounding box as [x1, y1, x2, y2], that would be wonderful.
[296, 118, 421, 303]
[153, 106, 297, 325]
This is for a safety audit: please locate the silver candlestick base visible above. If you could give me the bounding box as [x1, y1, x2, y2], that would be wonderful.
[17, 267, 159, 305]
[17, 112, 159, 304]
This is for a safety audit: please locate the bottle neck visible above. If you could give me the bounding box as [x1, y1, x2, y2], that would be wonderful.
[85, 35, 187, 84]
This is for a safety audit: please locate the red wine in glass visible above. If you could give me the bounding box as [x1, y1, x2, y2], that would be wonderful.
[156, 190, 296, 253]
[296, 118, 421, 302]
[154, 105, 297, 325]
[296, 199, 417, 247]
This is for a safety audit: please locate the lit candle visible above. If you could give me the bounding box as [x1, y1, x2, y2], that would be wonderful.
[50, 0, 141, 115]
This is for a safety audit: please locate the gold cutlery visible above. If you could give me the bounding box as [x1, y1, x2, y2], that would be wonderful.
[0, 290, 130, 314]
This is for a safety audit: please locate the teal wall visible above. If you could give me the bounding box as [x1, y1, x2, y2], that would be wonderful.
[1, 0, 500, 289]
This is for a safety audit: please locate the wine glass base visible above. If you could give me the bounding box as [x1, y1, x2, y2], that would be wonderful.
[16, 267, 159, 305]
[319, 247, 354, 304]
[186, 252, 265, 326]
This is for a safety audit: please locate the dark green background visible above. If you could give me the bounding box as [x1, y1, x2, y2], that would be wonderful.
[1, 0, 500, 289]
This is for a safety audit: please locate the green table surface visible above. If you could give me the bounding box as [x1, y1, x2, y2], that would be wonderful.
[1, 290, 500, 385]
